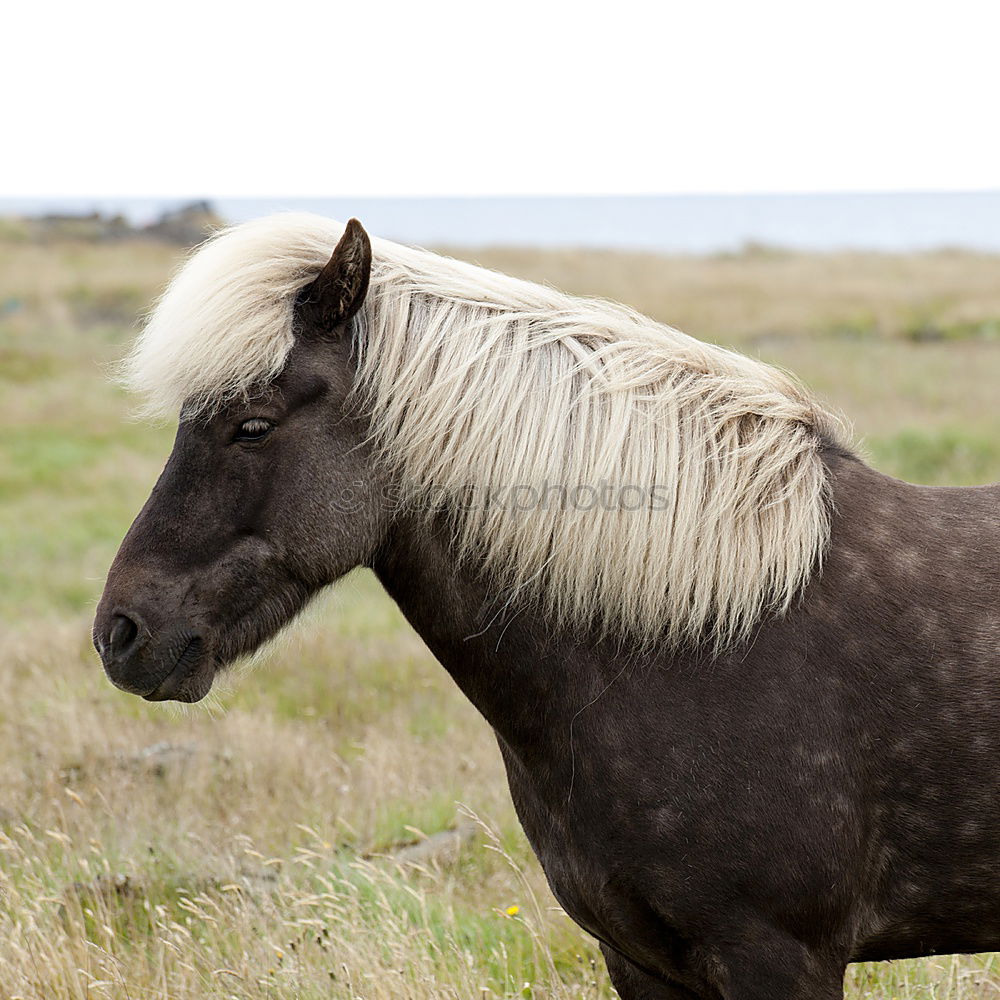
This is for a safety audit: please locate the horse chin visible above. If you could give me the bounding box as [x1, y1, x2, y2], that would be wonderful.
[142, 637, 215, 703]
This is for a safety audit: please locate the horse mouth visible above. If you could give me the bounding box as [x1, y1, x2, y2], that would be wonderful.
[143, 636, 212, 703]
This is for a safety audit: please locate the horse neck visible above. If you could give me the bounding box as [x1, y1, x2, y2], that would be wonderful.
[371, 511, 643, 762]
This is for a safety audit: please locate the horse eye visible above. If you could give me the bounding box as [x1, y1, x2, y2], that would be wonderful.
[234, 418, 274, 442]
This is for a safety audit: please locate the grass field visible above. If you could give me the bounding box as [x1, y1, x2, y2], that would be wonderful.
[0, 233, 998, 999]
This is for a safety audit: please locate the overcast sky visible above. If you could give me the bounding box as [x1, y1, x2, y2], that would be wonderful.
[5, 0, 998, 197]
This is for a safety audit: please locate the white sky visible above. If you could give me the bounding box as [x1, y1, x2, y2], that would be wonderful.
[5, 0, 999, 196]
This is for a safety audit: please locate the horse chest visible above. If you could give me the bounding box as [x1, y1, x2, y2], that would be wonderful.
[492, 694, 874, 960]
[496, 735, 647, 937]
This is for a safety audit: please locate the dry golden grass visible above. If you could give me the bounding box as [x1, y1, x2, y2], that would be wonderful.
[0, 595, 609, 1000]
[467, 245, 1000, 342]
[0, 234, 998, 998]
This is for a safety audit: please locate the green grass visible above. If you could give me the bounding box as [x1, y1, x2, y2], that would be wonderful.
[866, 427, 1000, 485]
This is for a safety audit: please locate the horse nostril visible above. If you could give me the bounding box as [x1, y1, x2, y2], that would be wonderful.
[108, 614, 139, 657]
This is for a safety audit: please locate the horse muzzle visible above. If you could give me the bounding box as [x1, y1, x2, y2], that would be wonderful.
[93, 607, 214, 703]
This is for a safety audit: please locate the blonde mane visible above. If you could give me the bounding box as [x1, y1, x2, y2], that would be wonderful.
[126, 213, 847, 649]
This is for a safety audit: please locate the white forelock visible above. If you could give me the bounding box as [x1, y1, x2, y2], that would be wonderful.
[126, 212, 848, 648]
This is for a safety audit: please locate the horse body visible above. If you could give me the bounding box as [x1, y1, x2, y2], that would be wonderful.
[93, 216, 1000, 998]
[376, 447, 1000, 996]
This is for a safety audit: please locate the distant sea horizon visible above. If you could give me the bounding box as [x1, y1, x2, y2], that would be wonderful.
[3, 193, 999, 254]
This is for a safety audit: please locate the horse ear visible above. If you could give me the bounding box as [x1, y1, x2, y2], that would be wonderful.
[299, 218, 372, 335]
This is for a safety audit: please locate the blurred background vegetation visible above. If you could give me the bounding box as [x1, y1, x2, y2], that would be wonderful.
[0, 205, 998, 998]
